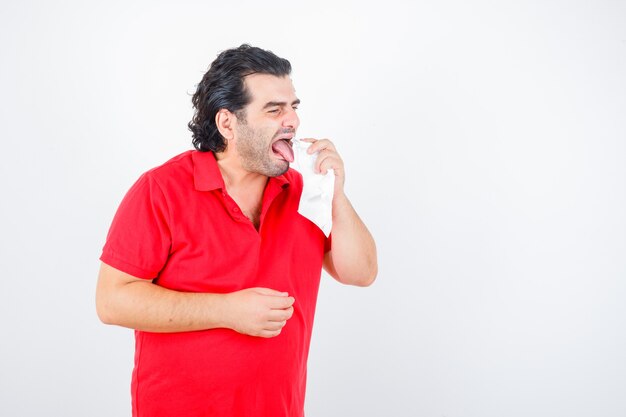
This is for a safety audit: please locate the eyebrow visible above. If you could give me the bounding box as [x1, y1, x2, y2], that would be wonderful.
[262, 99, 301, 110]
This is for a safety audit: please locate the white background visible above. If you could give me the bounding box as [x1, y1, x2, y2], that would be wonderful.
[1, 1, 625, 416]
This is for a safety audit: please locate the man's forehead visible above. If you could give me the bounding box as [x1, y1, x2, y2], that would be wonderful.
[244, 73, 297, 104]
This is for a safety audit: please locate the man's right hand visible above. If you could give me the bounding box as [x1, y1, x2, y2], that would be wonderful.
[97, 263, 295, 336]
[221, 287, 295, 338]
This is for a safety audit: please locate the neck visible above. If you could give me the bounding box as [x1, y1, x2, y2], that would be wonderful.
[214, 151, 267, 192]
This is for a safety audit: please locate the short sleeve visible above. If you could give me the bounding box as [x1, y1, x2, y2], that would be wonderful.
[100, 173, 171, 279]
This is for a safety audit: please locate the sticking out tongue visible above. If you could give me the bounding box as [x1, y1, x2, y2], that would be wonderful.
[272, 139, 294, 162]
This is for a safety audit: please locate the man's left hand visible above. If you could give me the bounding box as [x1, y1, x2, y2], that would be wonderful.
[301, 138, 345, 198]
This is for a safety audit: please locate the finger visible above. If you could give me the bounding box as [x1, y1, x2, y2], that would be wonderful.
[307, 139, 335, 154]
[314, 149, 337, 165]
[269, 295, 295, 309]
[263, 320, 287, 331]
[315, 148, 336, 159]
[258, 329, 282, 338]
[268, 307, 293, 321]
[299, 138, 317, 143]
[315, 153, 342, 174]
[252, 287, 289, 296]
[318, 158, 342, 175]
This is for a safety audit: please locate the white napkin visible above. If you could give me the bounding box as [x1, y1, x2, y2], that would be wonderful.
[290, 139, 334, 237]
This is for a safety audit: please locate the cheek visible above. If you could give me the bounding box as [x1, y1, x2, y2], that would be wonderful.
[262, 127, 279, 145]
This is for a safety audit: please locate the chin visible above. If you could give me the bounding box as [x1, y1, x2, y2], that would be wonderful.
[252, 158, 289, 178]
[268, 161, 289, 177]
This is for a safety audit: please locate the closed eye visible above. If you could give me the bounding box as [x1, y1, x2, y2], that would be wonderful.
[263, 99, 300, 113]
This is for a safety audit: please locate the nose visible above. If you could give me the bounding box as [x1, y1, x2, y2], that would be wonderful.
[282, 107, 300, 131]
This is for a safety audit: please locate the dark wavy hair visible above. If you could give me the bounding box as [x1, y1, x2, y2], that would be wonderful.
[188, 44, 292, 153]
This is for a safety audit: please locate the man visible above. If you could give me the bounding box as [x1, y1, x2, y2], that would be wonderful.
[96, 44, 377, 417]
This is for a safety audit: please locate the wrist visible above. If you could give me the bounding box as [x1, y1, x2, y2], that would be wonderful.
[209, 292, 231, 330]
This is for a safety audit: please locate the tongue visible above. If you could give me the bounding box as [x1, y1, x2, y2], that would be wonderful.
[272, 140, 294, 162]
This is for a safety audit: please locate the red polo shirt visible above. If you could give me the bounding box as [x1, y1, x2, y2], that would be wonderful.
[100, 150, 330, 417]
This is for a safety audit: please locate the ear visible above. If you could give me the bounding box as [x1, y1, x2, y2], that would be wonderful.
[215, 109, 235, 142]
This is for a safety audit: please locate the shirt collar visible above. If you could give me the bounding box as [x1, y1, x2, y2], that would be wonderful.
[191, 150, 291, 192]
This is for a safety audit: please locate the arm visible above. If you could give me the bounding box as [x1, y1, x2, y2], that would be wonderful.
[323, 192, 378, 286]
[95, 262, 294, 337]
[303, 139, 378, 286]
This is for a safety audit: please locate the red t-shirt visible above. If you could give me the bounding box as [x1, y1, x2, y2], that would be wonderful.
[100, 150, 330, 417]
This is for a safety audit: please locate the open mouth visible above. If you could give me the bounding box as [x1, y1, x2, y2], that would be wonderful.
[271, 138, 294, 162]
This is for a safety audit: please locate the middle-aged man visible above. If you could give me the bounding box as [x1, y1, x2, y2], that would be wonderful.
[96, 44, 377, 417]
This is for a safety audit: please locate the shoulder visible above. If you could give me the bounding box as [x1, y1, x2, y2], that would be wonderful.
[145, 150, 194, 179]
[141, 150, 195, 190]
[117, 151, 194, 208]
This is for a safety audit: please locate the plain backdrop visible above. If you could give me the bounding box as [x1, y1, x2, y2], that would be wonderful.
[1, 1, 625, 416]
